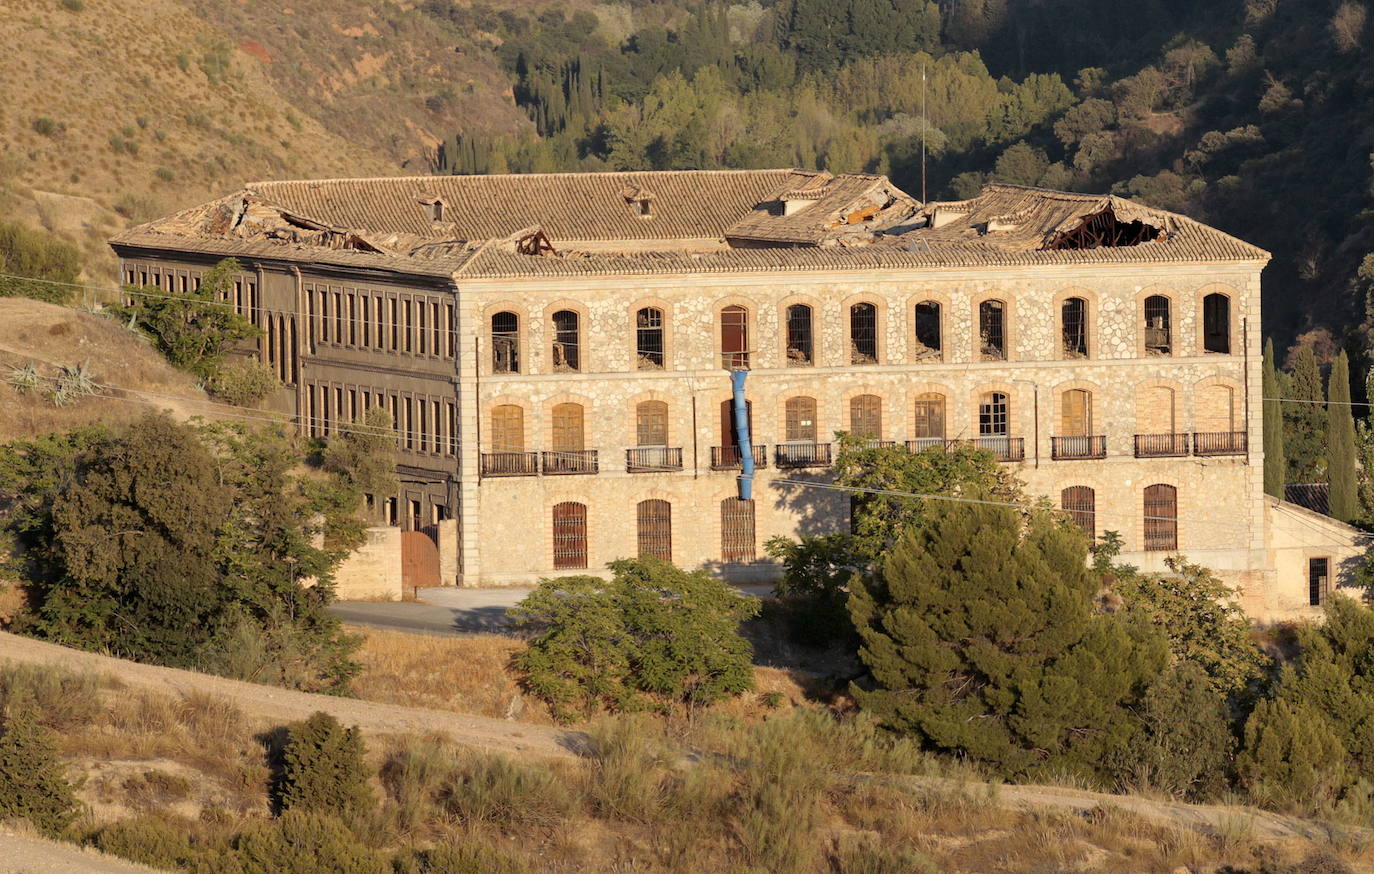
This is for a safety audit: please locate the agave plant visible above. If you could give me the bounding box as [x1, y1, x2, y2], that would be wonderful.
[56, 360, 98, 398]
[46, 386, 72, 407]
[5, 363, 41, 395]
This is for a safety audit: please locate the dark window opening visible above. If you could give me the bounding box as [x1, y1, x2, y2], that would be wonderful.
[1203, 293, 1231, 354]
[914, 301, 941, 359]
[552, 310, 580, 372]
[1144, 296, 1171, 355]
[1143, 484, 1178, 551]
[492, 311, 520, 373]
[637, 499, 672, 562]
[850, 302, 877, 364]
[786, 304, 813, 366]
[636, 307, 665, 369]
[720, 498, 756, 562]
[979, 300, 1006, 361]
[1062, 297, 1088, 358]
[552, 502, 588, 569]
[1042, 205, 1163, 250]
[1309, 557, 1331, 607]
[979, 392, 1008, 437]
[1062, 486, 1096, 538]
[721, 305, 749, 369]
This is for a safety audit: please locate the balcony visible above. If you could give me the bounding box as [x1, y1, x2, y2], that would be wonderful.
[625, 446, 684, 473]
[710, 445, 768, 471]
[859, 439, 897, 449]
[775, 442, 834, 469]
[905, 437, 951, 453]
[1134, 433, 1190, 458]
[969, 436, 1025, 462]
[479, 451, 539, 477]
[1050, 435, 1107, 460]
[1193, 431, 1247, 457]
[542, 449, 599, 475]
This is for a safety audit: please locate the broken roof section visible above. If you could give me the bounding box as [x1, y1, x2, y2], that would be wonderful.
[724, 171, 921, 247]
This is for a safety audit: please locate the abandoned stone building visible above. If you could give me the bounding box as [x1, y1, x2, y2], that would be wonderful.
[108, 169, 1366, 619]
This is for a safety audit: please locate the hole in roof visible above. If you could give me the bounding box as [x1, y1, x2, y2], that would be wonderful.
[1043, 206, 1162, 251]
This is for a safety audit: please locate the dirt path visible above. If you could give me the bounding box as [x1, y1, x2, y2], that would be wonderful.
[0, 827, 167, 874]
[0, 631, 1360, 847]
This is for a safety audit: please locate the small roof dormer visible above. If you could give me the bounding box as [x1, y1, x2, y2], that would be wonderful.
[620, 184, 656, 219]
[417, 193, 446, 223]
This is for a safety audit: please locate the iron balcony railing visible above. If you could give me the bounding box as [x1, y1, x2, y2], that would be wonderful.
[625, 446, 684, 473]
[710, 445, 768, 471]
[1193, 431, 1247, 457]
[969, 436, 1025, 462]
[905, 437, 951, 453]
[1134, 433, 1190, 458]
[1050, 435, 1107, 460]
[775, 442, 833, 469]
[541, 449, 599, 475]
[859, 439, 897, 449]
[479, 451, 539, 477]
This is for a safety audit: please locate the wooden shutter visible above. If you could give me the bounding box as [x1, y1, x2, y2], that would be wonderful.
[850, 395, 881, 439]
[636, 401, 668, 446]
[785, 397, 817, 442]
[551, 403, 584, 451]
[913, 393, 946, 439]
[552, 502, 588, 569]
[1060, 389, 1091, 436]
[636, 500, 672, 561]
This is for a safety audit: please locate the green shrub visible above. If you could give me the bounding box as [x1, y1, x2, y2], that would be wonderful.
[0, 221, 81, 304]
[1238, 695, 1349, 813]
[0, 663, 102, 731]
[209, 358, 279, 407]
[403, 842, 531, 874]
[1110, 660, 1234, 800]
[233, 811, 387, 874]
[155, 167, 176, 183]
[0, 708, 81, 836]
[584, 715, 670, 821]
[440, 750, 574, 827]
[60, 0, 85, 11]
[97, 816, 196, 869]
[31, 117, 63, 137]
[276, 712, 375, 817]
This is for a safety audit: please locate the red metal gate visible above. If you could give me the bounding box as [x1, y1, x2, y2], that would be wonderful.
[401, 526, 440, 591]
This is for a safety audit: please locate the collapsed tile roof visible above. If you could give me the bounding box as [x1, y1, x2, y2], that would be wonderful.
[109, 170, 1269, 281]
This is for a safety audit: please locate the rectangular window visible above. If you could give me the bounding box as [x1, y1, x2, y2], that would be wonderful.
[333, 290, 343, 342]
[307, 289, 318, 348]
[403, 299, 413, 353]
[432, 302, 442, 357]
[418, 399, 429, 453]
[389, 298, 399, 351]
[720, 498, 756, 562]
[403, 397, 414, 450]
[979, 393, 1009, 437]
[307, 384, 319, 438]
[447, 402, 458, 455]
[636, 500, 672, 562]
[1310, 557, 1331, 607]
[444, 303, 455, 358]
[418, 300, 428, 355]
[348, 293, 358, 346]
[552, 503, 588, 569]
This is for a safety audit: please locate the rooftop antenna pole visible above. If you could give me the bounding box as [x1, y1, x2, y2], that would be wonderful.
[920, 62, 928, 203]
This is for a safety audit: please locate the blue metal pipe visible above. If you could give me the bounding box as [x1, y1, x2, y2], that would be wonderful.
[731, 369, 754, 500]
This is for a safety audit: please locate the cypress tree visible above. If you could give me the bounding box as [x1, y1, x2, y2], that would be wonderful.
[1328, 350, 1359, 522]
[1263, 339, 1286, 498]
[1285, 345, 1326, 482]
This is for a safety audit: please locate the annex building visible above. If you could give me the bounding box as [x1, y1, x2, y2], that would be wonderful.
[109, 169, 1366, 620]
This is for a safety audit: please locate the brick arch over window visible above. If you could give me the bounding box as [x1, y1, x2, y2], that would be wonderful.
[551, 501, 588, 569]
[1136, 288, 1177, 357]
[1195, 378, 1240, 432]
[848, 300, 879, 365]
[1135, 381, 1181, 434]
[719, 303, 751, 369]
[912, 391, 947, 442]
[636, 499, 672, 561]
[550, 309, 582, 372]
[911, 295, 947, 362]
[974, 296, 1010, 361]
[783, 302, 815, 366]
[634, 305, 666, 370]
[483, 302, 529, 375]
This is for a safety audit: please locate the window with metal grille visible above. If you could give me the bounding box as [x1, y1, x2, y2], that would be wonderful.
[979, 300, 1006, 360]
[720, 498, 755, 562]
[979, 392, 1008, 436]
[1144, 295, 1171, 354]
[551, 403, 584, 451]
[492, 311, 520, 373]
[637, 499, 672, 561]
[552, 502, 588, 569]
[1203, 293, 1230, 354]
[721, 305, 749, 368]
[850, 394, 882, 439]
[1309, 557, 1330, 607]
[914, 301, 941, 359]
[1143, 484, 1178, 551]
[850, 302, 877, 364]
[490, 405, 524, 452]
[913, 393, 946, 439]
[786, 304, 813, 366]
[636, 307, 665, 369]
[552, 310, 580, 371]
[636, 401, 668, 446]
[1060, 389, 1092, 436]
[785, 396, 817, 442]
[1061, 486, 1096, 538]
[1061, 297, 1088, 358]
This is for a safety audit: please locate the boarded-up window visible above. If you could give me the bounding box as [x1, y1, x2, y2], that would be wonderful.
[1196, 384, 1236, 432]
[1062, 297, 1088, 358]
[552, 310, 580, 371]
[1144, 295, 1171, 354]
[490, 405, 524, 452]
[552, 502, 588, 569]
[786, 304, 813, 366]
[636, 307, 665, 369]
[913, 393, 946, 439]
[850, 303, 878, 364]
[979, 300, 1006, 360]
[1135, 385, 1176, 433]
[914, 301, 941, 358]
[636, 400, 668, 446]
[1203, 293, 1231, 354]
[785, 396, 817, 442]
[1060, 389, 1092, 436]
[551, 403, 584, 451]
[1062, 486, 1096, 538]
[492, 312, 519, 373]
[720, 498, 756, 562]
[1143, 484, 1178, 551]
[850, 394, 882, 439]
[979, 392, 1008, 436]
[721, 305, 749, 369]
[637, 499, 672, 561]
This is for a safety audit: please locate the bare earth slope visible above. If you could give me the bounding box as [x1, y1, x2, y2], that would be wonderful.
[0, 826, 168, 874]
[0, 629, 1359, 845]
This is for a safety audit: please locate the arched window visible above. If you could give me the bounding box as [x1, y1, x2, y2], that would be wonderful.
[551, 402, 584, 451]
[552, 502, 588, 569]
[1060, 389, 1092, 436]
[636, 307, 665, 369]
[1061, 486, 1096, 538]
[720, 498, 756, 562]
[979, 392, 1009, 436]
[721, 305, 749, 369]
[636, 400, 669, 446]
[850, 394, 882, 439]
[1061, 297, 1088, 358]
[1143, 484, 1178, 551]
[785, 396, 818, 442]
[1135, 385, 1177, 434]
[1144, 295, 1171, 355]
[979, 300, 1006, 360]
[1197, 384, 1237, 432]
[912, 393, 946, 442]
[850, 302, 878, 364]
[785, 304, 813, 366]
[1203, 293, 1231, 354]
[637, 499, 672, 561]
[490, 405, 524, 452]
[914, 301, 941, 360]
[551, 310, 580, 371]
[492, 311, 519, 373]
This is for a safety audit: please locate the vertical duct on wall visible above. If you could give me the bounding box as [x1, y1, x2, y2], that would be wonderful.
[731, 369, 754, 500]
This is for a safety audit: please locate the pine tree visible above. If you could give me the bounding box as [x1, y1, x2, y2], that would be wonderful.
[0, 709, 80, 836]
[1263, 338, 1287, 498]
[848, 502, 1167, 782]
[1328, 350, 1359, 521]
[1285, 345, 1327, 483]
